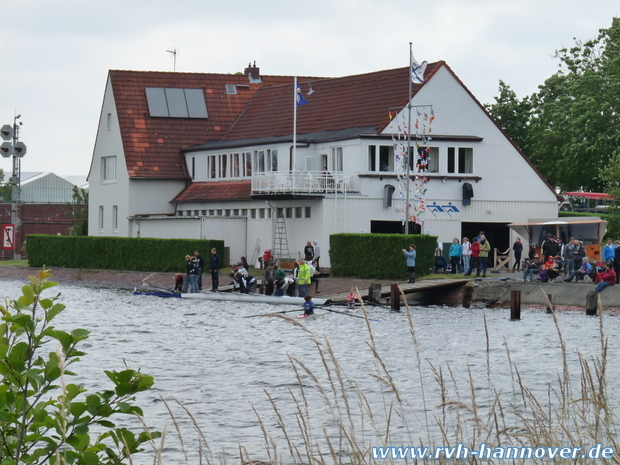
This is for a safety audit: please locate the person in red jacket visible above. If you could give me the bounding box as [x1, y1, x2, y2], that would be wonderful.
[465, 239, 480, 276]
[594, 263, 616, 293]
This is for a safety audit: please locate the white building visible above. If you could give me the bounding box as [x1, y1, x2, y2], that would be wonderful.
[88, 62, 558, 266]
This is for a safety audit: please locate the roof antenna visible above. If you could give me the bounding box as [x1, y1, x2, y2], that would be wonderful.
[166, 49, 177, 72]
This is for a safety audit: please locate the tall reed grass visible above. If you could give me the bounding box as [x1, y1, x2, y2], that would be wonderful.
[151, 288, 619, 464]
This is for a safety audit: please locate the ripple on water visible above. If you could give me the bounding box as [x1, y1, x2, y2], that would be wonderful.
[1, 278, 618, 462]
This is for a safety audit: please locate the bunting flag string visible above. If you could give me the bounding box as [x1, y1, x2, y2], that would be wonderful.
[389, 104, 435, 227]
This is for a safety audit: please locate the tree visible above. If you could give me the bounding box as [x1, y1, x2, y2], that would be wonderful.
[488, 17, 620, 192]
[67, 186, 89, 236]
[0, 269, 160, 464]
[485, 80, 532, 153]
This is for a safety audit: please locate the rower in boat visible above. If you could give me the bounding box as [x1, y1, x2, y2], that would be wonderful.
[298, 295, 315, 318]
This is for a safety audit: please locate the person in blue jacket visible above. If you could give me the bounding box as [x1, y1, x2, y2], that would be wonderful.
[449, 238, 462, 275]
[402, 244, 417, 283]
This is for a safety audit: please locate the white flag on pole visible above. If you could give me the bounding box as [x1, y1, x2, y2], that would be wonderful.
[411, 56, 427, 84]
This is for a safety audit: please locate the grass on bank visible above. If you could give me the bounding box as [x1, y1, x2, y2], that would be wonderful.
[0, 259, 28, 266]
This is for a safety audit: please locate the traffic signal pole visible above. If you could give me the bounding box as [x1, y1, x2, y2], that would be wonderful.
[1, 115, 27, 259]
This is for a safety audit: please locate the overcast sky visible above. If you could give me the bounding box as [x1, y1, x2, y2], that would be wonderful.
[1, 0, 618, 178]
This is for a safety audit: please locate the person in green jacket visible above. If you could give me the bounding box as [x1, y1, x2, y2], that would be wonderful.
[297, 260, 312, 297]
[479, 235, 491, 277]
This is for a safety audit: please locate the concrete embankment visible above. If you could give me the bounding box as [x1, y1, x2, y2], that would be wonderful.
[472, 279, 620, 310]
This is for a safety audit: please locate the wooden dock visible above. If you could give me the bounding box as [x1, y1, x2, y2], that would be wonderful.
[319, 279, 472, 305]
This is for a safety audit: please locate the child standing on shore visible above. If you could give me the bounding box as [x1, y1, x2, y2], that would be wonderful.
[346, 288, 357, 310]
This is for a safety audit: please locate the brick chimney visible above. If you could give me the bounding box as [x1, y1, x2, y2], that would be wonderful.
[244, 61, 261, 83]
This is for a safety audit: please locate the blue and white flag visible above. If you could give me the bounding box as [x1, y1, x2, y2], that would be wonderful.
[411, 56, 427, 84]
[296, 83, 308, 106]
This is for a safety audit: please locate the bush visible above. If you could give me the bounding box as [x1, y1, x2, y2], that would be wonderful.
[25, 235, 224, 272]
[0, 269, 159, 464]
[329, 233, 437, 279]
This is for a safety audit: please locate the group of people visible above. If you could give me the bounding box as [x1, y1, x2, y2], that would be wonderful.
[174, 250, 207, 293]
[303, 240, 321, 270]
[520, 234, 619, 293]
[446, 232, 492, 277]
[263, 258, 320, 298]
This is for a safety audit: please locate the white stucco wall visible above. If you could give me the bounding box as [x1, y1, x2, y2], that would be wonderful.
[88, 77, 130, 237]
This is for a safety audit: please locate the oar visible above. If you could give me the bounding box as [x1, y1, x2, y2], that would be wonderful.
[324, 307, 382, 322]
[139, 281, 176, 294]
[244, 306, 326, 318]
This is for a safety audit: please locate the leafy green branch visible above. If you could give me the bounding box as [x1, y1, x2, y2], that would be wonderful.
[0, 269, 160, 465]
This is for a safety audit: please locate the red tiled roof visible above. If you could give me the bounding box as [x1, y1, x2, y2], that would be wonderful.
[109, 70, 293, 179]
[223, 62, 444, 141]
[172, 180, 252, 202]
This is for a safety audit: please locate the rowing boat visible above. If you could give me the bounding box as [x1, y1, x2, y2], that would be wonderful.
[133, 290, 181, 298]
[181, 292, 330, 306]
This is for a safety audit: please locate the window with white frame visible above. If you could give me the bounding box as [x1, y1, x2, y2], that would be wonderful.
[243, 152, 252, 176]
[367, 145, 394, 172]
[98, 206, 104, 231]
[231, 153, 241, 177]
[427, 147, 439, 173]
[102, 156, 116, 182]
[218, 154, 228, 178]
[112, 205, 118, 232]
[447, 147, 473, 174]
[254, 149, 278, 173]
[207, 155, 217, 179]
[330, 146, 343, 171]
[269, 149, 278, 172]
[255, 150, 266, 173]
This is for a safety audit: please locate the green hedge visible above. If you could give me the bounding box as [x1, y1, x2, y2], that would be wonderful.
[26, 235, 225, 272]
[329, 233, 437, 279]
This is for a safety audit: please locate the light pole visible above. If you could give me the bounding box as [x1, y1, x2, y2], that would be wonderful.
[0, 115, 27, 259]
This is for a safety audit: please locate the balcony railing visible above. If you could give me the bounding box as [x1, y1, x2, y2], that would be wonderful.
[251, 171, 353, 195]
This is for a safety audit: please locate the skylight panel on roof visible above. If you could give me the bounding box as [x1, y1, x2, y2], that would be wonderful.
[145, 87, 208, 118]
[185, 89, 208, 117]
[165, 88, 189, 117]
[225, 84, 237, 95]
[145, 88, 169, 117]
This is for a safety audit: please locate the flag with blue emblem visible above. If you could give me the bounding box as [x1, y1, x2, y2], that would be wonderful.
[411, 55, 427, 84]
[296, 83, 308, 106]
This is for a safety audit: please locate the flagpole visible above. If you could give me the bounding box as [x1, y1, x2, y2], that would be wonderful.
[292, 76, 297, 174]
[405, 43, 413, 235]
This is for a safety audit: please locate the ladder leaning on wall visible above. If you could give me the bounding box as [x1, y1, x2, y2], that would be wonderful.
[273, 215, 291, 264]
[250, 238, 261, 268]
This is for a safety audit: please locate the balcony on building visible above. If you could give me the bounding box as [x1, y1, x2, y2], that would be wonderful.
[251, 170, 354, 199]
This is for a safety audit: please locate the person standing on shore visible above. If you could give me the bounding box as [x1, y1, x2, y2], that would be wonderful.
[182, 255, 192, 292]
[479, 235, 491, 277]
[304, 241, 314, 262]
[402, 244, 417, 283]
[188, 256, 201, 293]
[461, 237, 471, 275]
[465, 239, 480, 276]
[194, 250, 205, 291]
[562, 238, 575, 279]
[603, 238, 616, 265]
[313, 240, 321, 271]
[297, 260, 312, 297]
[264, 263, 276, 295]
[512, 237, 523, 271]
[209, 248, 220, 292]
[449, 238, 462, 275]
